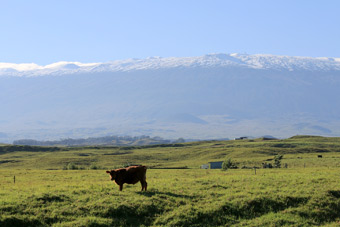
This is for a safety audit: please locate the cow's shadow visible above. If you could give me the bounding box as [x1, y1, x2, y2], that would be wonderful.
[136, 189, 196, 199]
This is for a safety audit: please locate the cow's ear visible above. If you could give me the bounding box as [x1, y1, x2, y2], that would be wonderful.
[106, 170, 111, 174]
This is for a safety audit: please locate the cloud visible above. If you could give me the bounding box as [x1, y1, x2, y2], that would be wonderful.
[0, 61, 100, 73]
[0, 63, 41, 71]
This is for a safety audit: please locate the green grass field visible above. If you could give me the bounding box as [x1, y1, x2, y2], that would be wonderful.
[1, 136, 340, 226]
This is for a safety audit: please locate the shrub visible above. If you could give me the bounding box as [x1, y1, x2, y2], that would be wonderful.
[89, 163, 101, 170]
[222, 158, 238, 170]
[63, 162, 79, 170]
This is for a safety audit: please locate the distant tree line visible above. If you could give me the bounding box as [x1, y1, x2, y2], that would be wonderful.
[13, 135, 185, 146]
[0, 145, 62, 153]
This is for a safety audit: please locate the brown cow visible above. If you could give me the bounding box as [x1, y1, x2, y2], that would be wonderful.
[106, 165, 147, 191]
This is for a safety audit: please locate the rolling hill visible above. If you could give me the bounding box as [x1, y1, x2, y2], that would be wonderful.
[1, 135, 340, 170]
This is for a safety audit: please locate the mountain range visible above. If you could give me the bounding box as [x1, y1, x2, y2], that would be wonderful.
[1, 53, 340, 143]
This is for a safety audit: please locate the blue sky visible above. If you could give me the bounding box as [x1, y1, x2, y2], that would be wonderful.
[1, 0, 339, 65]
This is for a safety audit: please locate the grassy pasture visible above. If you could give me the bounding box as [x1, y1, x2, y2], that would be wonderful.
[1, 136, 340, 226]
[1, 168, 340, 226]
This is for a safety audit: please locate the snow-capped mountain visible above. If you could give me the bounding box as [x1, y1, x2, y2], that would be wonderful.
[1, 53, 340, 142]
[1, 53, 340, 77]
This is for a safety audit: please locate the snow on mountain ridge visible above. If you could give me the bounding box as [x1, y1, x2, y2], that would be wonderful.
[1, 53, 340, 77]
[234, 54, 340, 71]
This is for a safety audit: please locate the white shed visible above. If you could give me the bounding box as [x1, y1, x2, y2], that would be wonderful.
[200, 164, 209, 169]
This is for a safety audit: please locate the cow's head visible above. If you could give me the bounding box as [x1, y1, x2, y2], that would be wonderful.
[106, 170, 116, 181]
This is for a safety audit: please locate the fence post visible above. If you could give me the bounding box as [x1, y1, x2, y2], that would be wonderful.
[253, 167, 257, 175]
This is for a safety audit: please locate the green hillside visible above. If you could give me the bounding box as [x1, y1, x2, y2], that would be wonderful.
[1, 135, 340, 170]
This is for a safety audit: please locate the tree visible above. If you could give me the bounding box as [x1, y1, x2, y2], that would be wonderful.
[274, 154, 283, 168]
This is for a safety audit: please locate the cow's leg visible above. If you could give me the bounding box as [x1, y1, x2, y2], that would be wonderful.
[141, 175, 147, 191]
[119, 184, 123, 191]
[141, 181, 147, 191]
[140, 181, 144, 191]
